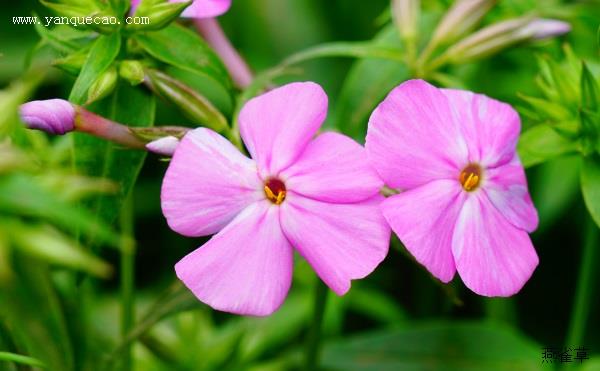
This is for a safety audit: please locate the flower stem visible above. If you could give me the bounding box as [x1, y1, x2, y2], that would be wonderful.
[565, 216, 598, 351]
[194, 18, 253, 89]
[120, 197, 136, 371]
[305, 280, 328, 370]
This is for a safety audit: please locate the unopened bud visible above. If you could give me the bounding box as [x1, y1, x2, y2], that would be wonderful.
[145, 69, 228, 133]
[87, 66, 118, 104]
[19, 99, 75, 135]
[518, 19, 571, 40]
[391, 0, 419, 42]
[444, 17, 570, 63]
[128, 0, 191, 31]
[430, 0, 496, 47]
[119, 60, 145, 86]
[146, 136, 180, 156]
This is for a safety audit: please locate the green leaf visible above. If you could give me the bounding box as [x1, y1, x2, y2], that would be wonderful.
[331, 25, 409, 140]
[280, 42, 405, 66]
[531, 156, 580, 232]
[0, 351, 47, 369]
[0, 254, 74, 371]
[34, 22, 92, 54]
[321, 321, 541, 371]
[581, 155, 600, 228]
[581, 62, 599, 111]
[69, 32, 121, 104]
[9, 223, 112, 278]
[517, 125, 578, 167]
[134, 23, 232, 97]
[0, 175, 122, 247]
[73, 83, 155, 225]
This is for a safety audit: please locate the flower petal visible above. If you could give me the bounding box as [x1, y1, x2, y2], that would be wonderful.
[442, 88, 521, 168]
[175, 201, 293, 316]
[174, 0, 232, 18]
[280, 132, 383, 203]
[161, 128, 262, 237]
[381, 180, 465, 283]
[280, 193, 390, 295]
[484, 159, 539, 232]
[452, 193, 539, 297]
[239, 82, 328, 176]
[366, 79, 468, 190]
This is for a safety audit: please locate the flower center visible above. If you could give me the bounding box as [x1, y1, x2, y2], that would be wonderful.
[264, 178, 286, 205]
[459, 163, 482, 192]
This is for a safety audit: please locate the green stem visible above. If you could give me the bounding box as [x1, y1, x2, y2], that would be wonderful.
[305, 280, 328, 370]
[565, 216, 598, 351]
[0, 352, 46, 369]
[120, 197, 136, 371]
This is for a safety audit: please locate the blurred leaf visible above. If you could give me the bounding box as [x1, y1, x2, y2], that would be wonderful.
[0, 175, 122, 247]
[346, 286, 408, 326]
[581, 62, 599, 112]
[34, 22, 90, 54]
[69, 32, 121, 104]
[332, 25, 408, 140]
[0, 351, 47, 369]
[73, 82, 155, 225]
[581, 155, 600, 228]
[103, 282, 198, 370]
[239, 293, 311, 363]
[0, 254, 74, 371]
[321, 321, 540, 371]
[531, 156, 580, 232]
[517, 125, 578, 167]
[9, 222, 112, 278]
[281, 42, 404, 66]
[134, 23, 232, 98]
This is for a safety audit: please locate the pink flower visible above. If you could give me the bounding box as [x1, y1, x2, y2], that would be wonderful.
[162, 82, 390, 316]
[130, 0, 231, 19]
[366, 79, 539, 297]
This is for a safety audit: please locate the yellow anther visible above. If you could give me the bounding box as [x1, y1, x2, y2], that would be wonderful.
[264, 178, 287, 205]
[459, 163, 482, 192]
[264, 185, 276, 200]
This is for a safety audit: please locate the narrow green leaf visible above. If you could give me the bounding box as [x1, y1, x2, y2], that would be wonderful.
[280, 42, 405, 67]
[0, 254, 74, 371]
[0, 175, 122, 247]
[134, 23, 232, 96]
[69, 32, 121, 104]
[321, 322, 540, 371]
[581, 155, 600, 228]
[517, 125, 578, 167]
[581, 62, 599, 111]
[73, 83, 155, 225]
[10, 223, 112, 278]
[0, 351, 47, 369]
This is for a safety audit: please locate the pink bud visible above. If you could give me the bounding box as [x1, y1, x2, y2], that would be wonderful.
[19, 99, 75, 135]
[522, 19, 571, 40]
[146, 136, 180, 156]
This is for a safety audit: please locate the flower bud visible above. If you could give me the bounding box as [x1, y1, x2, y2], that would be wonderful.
[128, 0, 192, 31]
[444, 17, 570, 63]
[87, 66, 118, 104]
[391, 0, 419, 42]
[119, 60, 145, 86]
[19, 99, 75, 135]
[146, 136, 180, 156]
[429, 0, 496, 47]
[145, 69, 228, 133]
[518, 19, 571, 40]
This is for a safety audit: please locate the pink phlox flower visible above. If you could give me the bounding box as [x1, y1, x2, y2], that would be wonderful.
[366, 79, 539, 297]
[161, 82, 391, 316]
[130, 0, 231, 19]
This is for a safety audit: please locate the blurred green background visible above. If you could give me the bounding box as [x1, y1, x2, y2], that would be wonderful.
[1, 0, 600, 370]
